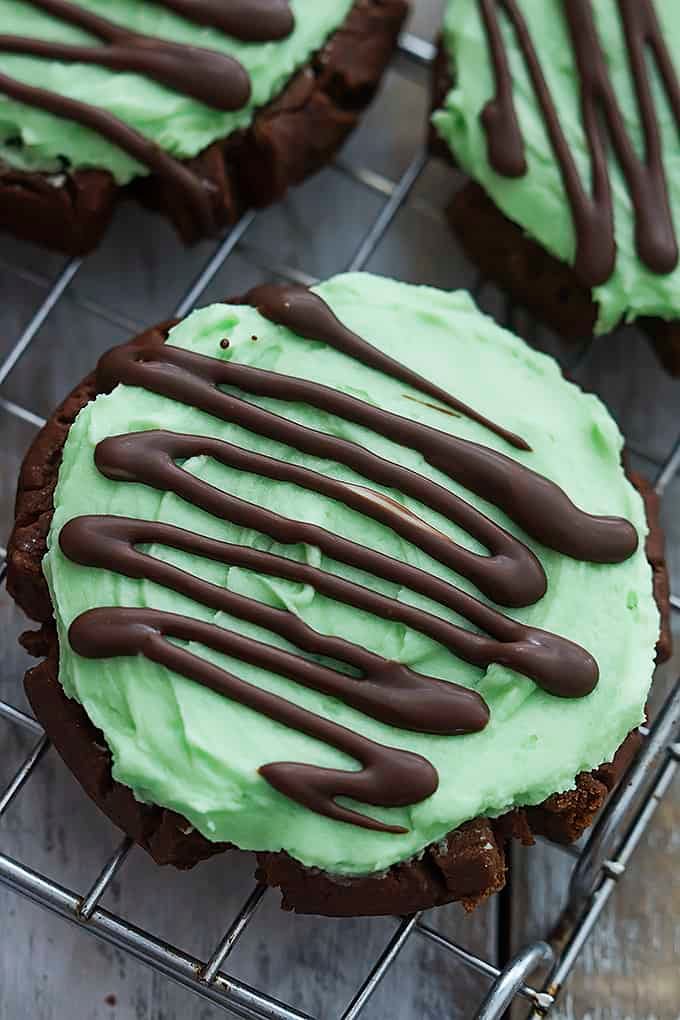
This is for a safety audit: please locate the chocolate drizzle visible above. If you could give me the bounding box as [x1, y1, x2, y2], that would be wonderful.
[92, 426, 546, 609]
[478, 0, 680, 286]
[68, 607, 436, 835]
[96, 300, 638, 573]
[62, 462, 598, 697]
[60, 516, 490, 735]
[0, 0, 294, 232]
[60, 286, 638, 831]
[159, 0, 295, 41]
[247, 283, 530, 451]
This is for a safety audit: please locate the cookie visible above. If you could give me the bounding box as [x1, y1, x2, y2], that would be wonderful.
[431, 1, 680, 375]
[0, 0, 407, 254]
[7, 273, 670, 915]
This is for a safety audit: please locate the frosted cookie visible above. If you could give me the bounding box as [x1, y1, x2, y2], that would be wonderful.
[432, 0, 680, 375]
[0, 0, 407, 252]
[8, 273, 670, 914]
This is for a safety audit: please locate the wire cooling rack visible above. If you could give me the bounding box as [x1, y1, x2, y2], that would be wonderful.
[0, 26, 679, 1020]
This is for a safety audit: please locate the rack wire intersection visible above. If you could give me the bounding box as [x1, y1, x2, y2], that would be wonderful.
[0, 31, 678, 1020]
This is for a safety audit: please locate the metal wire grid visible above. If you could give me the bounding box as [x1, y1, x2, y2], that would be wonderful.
[0, 30, 677, 1020]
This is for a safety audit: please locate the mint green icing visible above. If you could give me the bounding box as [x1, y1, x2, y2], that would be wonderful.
[0, 0, 352, 182]
[432, 0, 680, 334]
[44, 272, 658, 876]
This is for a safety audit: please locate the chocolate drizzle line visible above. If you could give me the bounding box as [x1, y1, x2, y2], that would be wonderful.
[62, 475, 597, 698]
[478, 0, 680, 286]
[60, 516, 490, 735]
[61, 286, 638, 831]
[159, 0, 295, 41]
[93, 426, 547, 609]
[1, 0, 251, 111]
[0, 0, 293, 232]
[68, 607, 435, 835]
[96, 293, 638, 572]
[247, 283, 530, 451]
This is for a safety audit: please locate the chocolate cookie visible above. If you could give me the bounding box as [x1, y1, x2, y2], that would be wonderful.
[431, 1, 680, 376]
[0, 0, 407, 254]
[7, 274, 670, 915]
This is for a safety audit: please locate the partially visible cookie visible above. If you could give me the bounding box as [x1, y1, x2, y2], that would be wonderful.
[431, 1, 680, 375]
[0, 0, 408, 253]
[7, 273, 670, 915]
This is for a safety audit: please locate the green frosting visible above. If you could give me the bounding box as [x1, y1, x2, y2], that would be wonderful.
[432, 0, 680, 334]
[0, 0, 353, 181]
[44, 272, 658, 876]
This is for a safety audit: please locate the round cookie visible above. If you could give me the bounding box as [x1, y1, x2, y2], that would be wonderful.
[0, 0, 407, 253]
[7, 273, 670, 914]
[432, 0, 680, 375]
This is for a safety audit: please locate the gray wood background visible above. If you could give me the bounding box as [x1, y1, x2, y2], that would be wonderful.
[0, 2, 678, 1018]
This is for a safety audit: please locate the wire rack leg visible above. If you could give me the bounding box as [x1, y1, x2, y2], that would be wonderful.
[0, 700, 43, 736]
[174, 212, 257, 318]
[567, 678, 680, 914]
[530, 709, 680, 1017]
[473, 942, 553, 1020]
[347, 150, 428, 272]
[654, 431, 680, 495]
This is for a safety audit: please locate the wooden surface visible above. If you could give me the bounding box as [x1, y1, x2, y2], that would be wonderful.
[0, 2, 678, 1018]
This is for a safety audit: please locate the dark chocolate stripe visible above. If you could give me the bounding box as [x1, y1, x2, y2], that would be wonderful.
[69, 606, 435, 834]
[246, 284, 530, 451]
[60, 515, 490, 734]
[478, 0, 680, 286]
[159, 0, 295, 40]
[5, 0, 251, 110]
[15, 0, 291, 97]
[0, 35, 246, 111]
[61, 509, 597, 699]
[96, 337, 638, 569]
[93, 426, 546, 609]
